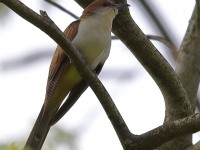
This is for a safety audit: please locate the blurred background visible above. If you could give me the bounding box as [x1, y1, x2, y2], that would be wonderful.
[0, 0, 197, 149]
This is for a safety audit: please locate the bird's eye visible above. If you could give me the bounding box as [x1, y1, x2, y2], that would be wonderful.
[102, 2, 109, 7]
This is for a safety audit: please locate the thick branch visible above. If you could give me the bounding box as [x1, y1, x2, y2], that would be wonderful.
[74, 1, 194, 149]
[157, 3, 200, 150]
[172, 2, 200, 149]
[112, 0, 192, 121]
[75, 0, 192, 121]
[130, 113, 200, 150]
[175, 2, 200, 110]
[188, 140, 200, 150]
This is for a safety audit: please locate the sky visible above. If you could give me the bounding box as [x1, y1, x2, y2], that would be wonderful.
[0, 0, 196, 149]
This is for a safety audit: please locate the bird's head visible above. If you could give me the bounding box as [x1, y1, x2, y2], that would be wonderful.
[81, 0, 129, 19]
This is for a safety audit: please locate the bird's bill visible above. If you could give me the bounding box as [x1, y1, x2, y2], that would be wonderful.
[113, 3, 130, 9]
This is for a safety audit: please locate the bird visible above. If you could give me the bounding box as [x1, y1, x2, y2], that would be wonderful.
[24, 0, 129, 149]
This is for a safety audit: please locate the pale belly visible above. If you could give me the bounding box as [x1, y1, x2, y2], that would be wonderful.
[47, 63, 82, 111]
[73, 34, 111, 70]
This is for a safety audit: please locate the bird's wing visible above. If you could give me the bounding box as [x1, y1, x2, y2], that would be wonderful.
[24, 20, 81, 149]
[44, 20, 80, 110]
[49, 63, 105, 126]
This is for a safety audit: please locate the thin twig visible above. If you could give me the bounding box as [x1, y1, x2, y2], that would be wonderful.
[146, 35, 178, 56]
[45, 0, 79, 19]
[138, 0, 178, 53]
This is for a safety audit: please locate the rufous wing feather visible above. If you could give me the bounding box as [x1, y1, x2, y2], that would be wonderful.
[49, 63, 105, 126]
[44, 20, 81, 112]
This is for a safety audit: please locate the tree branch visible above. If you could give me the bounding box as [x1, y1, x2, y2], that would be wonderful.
[188, 140, 200, 150]
[156, 2, 200, 150]
[138, 0, 178, 60]
[74, 0, 192, 121]
[45, 0, 79, 19]
[171, 1, 200, 149]
[74, 1, 194, 149]
[130, 113, 200, 150]
[112, 0, 192, 122]
[146, 35, 177, 55]
[175, 1, 200, 110]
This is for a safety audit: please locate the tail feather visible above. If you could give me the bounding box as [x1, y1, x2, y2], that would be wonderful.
[24, 105, 52, 150]
[49, 80, 88, 126]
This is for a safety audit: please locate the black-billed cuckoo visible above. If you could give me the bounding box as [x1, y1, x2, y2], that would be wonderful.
[25, 0, 129, 149]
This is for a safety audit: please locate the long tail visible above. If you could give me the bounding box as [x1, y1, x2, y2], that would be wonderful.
[24, 105, 52, 150]
[24, 64, 104, 149]
[49, 80, 88, 126]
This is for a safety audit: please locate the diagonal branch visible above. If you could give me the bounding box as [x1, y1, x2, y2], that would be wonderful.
[45, 0, 79, 19]
[111, 0, 192, 122]
[74, 0, 192, 121]
[138, 0, 178, 60]
[74, 1, 193, 149]
[146, 35, 177, 55]
[173, 2, 200, 149]
[175, 1, 200, 110]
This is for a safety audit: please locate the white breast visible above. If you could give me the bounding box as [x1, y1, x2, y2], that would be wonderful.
[72, 16, 112, 70]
